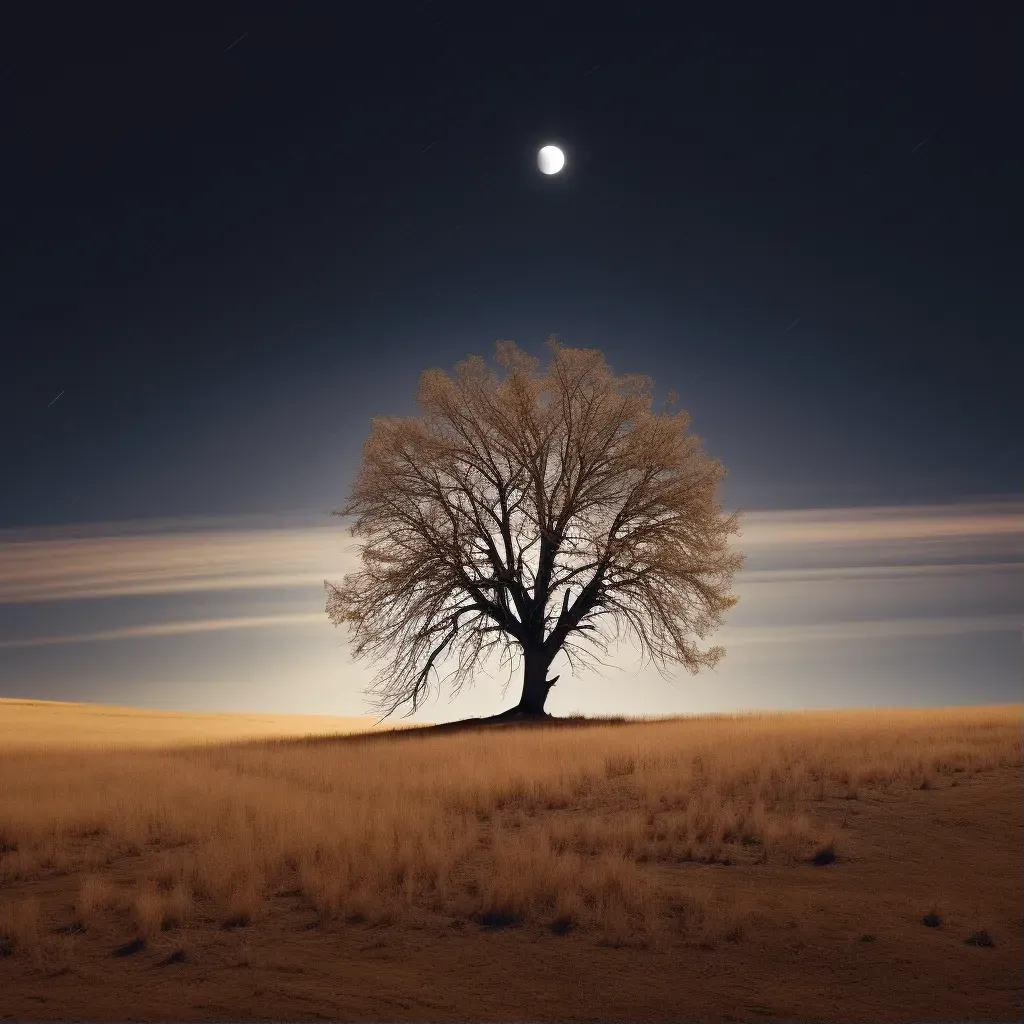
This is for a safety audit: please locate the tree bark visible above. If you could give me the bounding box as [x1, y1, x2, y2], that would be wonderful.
[515, 647, 555, 716]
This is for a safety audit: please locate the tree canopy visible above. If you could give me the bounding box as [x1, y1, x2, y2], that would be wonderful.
[326, 339, 743, 720]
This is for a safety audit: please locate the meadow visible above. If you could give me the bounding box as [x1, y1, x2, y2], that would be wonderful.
[0, 699, 1020, 1021]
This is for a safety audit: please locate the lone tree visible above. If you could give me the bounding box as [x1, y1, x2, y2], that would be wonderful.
[326, 339, 743, 721]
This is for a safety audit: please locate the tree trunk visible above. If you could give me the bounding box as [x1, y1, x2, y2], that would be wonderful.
[516, 647, 555, 716]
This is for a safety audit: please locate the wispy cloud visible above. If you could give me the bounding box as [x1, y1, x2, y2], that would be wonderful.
[0, 519, 359, 604]
[4, 612, 1016, 654]
[736, 502, 1022, 546]
[0, 501, 1019, 606]
[0, 500, 1020, 661]
[0, 613, 327, 650]
[720, 614, 1021, 647]
[738, 561, 1024, 584]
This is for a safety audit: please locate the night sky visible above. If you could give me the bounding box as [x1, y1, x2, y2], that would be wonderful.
[1, 12, 1020, 720]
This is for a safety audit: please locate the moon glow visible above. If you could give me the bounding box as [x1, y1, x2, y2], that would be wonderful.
[537, 145, 565, 175]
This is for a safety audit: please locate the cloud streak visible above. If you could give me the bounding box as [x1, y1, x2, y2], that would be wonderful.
[720, 614, 1021, 647]
[2, 612, 1017, 653]
[0, 613, 327, 650]
[738, 561, 1024, 584]
[736, 501, 1022, 546]
[0, 521, 358, 604]
[0, 499, 1019, 661]
[0, 501, 1019, 606]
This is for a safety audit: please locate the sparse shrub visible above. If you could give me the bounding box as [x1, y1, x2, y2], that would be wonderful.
[131, 884, 165, 940]
[604, 754, 637, 778]
[162, 881, 192, 930]
[577, 854, 659, 941]
[74, 875, 116, 928]
[964, 929, 995, 947]
[223, 880, 263, 928]
[922, 910, 941, 928]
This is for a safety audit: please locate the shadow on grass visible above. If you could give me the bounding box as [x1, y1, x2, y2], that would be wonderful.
[112, 937, 147, 957]
[809, 844, 837, 866]
[475, 909, 524, 929]
[252, 713, 633, 751]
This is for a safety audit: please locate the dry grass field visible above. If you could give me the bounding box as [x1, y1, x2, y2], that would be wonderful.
[0, 696, 377, 749]
[0, 699, 1020, 1021]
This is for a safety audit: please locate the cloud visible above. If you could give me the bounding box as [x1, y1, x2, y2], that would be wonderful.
[737, 500, 1023, 547]
[738, 561, 1024, 587]
[0, 517, 360, 604]
[720, 614, 1021, 647]
[3, 611, 1016, 654]
[0, 500, 1019, 606]
[0, 613, 328, 649]
[0, 499, 1019, 659]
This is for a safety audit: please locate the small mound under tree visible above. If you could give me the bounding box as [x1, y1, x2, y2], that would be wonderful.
[326, 339, 743, 721]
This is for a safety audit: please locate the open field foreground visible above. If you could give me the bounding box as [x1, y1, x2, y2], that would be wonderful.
[0, 702, 1020, 1021]
[0, 697, 377, 749]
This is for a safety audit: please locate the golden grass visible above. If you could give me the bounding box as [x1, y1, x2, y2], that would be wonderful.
[0, 702, 1019, 957]
[0, 697, 376, 750]
[74, 874, 118, 928]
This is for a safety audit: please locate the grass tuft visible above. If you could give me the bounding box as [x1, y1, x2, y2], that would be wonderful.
[75, 876, 115, 929]
[130, 884, 165, 940]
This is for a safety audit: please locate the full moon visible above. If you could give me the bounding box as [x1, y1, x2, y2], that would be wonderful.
[537, 145, 565, 175]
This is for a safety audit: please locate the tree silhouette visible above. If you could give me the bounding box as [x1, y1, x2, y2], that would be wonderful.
[326, 339, 743, 721]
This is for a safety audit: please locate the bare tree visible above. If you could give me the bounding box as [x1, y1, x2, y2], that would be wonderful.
[325, 339, 743, 721]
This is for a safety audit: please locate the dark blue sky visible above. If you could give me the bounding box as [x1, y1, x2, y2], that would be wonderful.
[2, 10, 1020, 530]
[0, 12, 1020, 720]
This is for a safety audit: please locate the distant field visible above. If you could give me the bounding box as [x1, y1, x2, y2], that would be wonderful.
[0, 697, 377, 749]
[0, 701, 1020, 1021]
